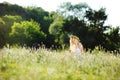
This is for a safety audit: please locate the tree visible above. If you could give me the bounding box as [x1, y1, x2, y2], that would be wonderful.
[26, 7, 49, 32]
[49, 16, 64, 35]
[0, 15, 22, 48]
[9, 20, 46, 46]
[104, 27, 120, 52]
[49, 15, 66, 48]
[0, 2, 28, 18]
[85, 8, 108, 29]
[0, 18, 5, 48]
[85, 8, 109, 48]
[57, 2, 89, 20]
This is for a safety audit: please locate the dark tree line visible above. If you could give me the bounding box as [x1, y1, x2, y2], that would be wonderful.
[0, 2, 119, 53]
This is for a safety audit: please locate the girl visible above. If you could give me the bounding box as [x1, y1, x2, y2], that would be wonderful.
[69, 35, 84, 56]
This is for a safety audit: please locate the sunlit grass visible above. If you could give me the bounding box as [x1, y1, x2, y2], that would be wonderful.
[0, 46, 120, 80]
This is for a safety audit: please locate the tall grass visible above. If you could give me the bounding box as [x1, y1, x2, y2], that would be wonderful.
[0, 46, 120, 80]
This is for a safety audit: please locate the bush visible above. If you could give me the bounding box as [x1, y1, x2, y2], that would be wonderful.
[9, 20, 46, 46]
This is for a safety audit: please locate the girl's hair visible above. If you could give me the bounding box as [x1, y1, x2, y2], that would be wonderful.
[70, 35, 80, 42]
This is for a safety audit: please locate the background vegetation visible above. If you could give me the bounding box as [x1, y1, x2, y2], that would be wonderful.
[0, 2, 120, 52]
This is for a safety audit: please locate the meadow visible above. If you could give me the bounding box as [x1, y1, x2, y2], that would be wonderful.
[0, 46, 120, 80]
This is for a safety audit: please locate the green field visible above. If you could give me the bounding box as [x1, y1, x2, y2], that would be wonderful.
[0, 47, 120, 80]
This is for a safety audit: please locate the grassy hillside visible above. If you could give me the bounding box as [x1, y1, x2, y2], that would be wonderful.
[0, 46, 120, 80]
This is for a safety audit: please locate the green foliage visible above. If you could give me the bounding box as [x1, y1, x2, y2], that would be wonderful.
[0, 15, 23, 48]
[0, 18, 5, 24]
[2, 15, 23, 29]
[49, 16, 64, 35]
[83, 8, 108, 49]
[59, 32, 69, 49]
[25, 7, 54, 48]
[26, 7, 49, 32]
[0, 47, 120, 80]
[0, 18, 5, 48]
[49, 15, 67, 48]
[85, 8, 107, 25]
[9, 20, 46, 46]
[0, 2, 119, 52]
[104, 27, 120, 52]
[0, 2, 28, 18]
